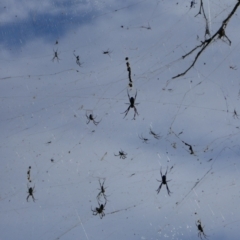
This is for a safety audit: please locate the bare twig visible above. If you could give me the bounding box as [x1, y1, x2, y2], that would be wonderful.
[173, 1, 240, 79]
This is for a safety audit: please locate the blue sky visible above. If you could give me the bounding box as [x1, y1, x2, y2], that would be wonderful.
[1, 0, 240, 239]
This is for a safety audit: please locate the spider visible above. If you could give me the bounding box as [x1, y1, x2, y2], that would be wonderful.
[86, 113, 101, 125]
[122, 90, 139, 120]
[149, 128, 160, 139]
[97, 179, 108, 202]
[102, 49, 112, 56]
[196, 220, 208, 239]
[73, 52, 83, 67]
[139, 134, 149, 143]
[114, 150, 127, 159]
[141, 23, 151, 30]
[52, 49, 60, 62]
[156, 167, 172, 196]
[91, 201, 106, 219]
[26, 184, 36, 202]
[229, 65, 237, 70]
[233, 109, 238, 119]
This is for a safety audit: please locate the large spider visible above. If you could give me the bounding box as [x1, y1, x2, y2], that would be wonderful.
[114, 150, 127, 159]
[26, 184, 36, 202]
[196, 220, 208, 239]
[122, 91, 139, 120]
[86, 113, 101, 125]
[156, 167, 172, 196]
[91, 201, 106, 219]
[97, 179, 108, 202]
[52, 49, 60, 62]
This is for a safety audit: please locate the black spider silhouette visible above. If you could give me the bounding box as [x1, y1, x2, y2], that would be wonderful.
[196, 220, 208, 239]
[102, 49, 113, 56]
[96, 179, 108, 202]
[156, 167, 172, 196]
[52, 49, 60, 62]
[26, 184, 36, 202]
[114, 150, 127, 159]
[73, 52, 83, 67]
[233, 109, 238, 119]
[91, 201, 106, 219]
[86, 113, 101, 125]
[122, 91, 139, 120]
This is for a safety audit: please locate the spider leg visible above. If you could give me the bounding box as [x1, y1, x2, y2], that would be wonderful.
[97, 192, 102, 200]
[154, 134, 160, 139]
[156, 182, 163, 194]
[165, 167, 168, 176]
[203, 233, 208, 239]
[135, 91, 137, 100]
[93, 119, 101, 125]
[122, 106, 131, 118]
[133, 109, 138, 119]
[32, 195, 36, 202]
[134, 106, 139, 114]
[86, 119, 90, 124]
[99, 179, 104, 187]
[26, 195, 30, 201]
[103, 193, 108, 202]
[127, 90, 131, 102]
[165, 183, 171, 196]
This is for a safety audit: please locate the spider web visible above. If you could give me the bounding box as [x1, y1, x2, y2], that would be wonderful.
[1, 0, 240, 239]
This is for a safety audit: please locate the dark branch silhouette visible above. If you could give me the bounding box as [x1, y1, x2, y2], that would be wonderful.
[173, 1, 240, 79]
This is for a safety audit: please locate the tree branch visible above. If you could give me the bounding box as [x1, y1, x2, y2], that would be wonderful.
[172, 0, 240, 79]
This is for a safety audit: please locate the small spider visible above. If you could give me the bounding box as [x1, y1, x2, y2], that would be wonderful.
[86, 113, 101, 125]
[91, 201, 106, 219]
[73, 52, 83, 67]
[229, 65, 237, 70]
[122, 90, 139, 120]
[114, 150, 127, 159]
[102, 49, 112, 56]
[26, 184, 36, 202]
[97, 179, 108, 202]
[141, 23, 151, 30]
[233, 109, 238, 119]
[196, 220, 208, 239]
[149, 128, 160, 139]
[139, 134, 149, 143]
[52, 49, 60, 62]
[156, 167, 172, 196]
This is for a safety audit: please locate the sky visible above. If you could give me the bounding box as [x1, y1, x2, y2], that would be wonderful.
[1, 0, 240, 239]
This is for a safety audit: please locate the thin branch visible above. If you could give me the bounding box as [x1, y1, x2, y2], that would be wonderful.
[173, 1, 240, 79]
